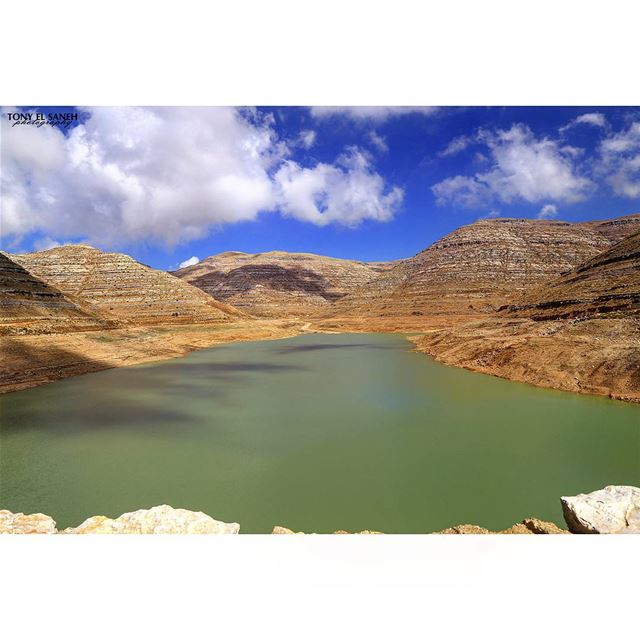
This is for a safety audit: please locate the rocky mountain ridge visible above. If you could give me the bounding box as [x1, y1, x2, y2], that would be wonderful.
[323, 214, 640, 330]
[504, 229, 640, 320]
[172, 250, 398, 318]
[0, 251, 108, 335]
[10, 245, 243, 328]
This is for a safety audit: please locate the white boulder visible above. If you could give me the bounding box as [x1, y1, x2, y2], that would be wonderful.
[561, 485, 640, 534]
[63, 505, 240, 534]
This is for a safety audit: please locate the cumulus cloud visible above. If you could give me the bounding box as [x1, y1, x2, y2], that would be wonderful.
[432, 124, 593, 208]
[178, 256, 200, 269]
[309, 106, 438, 121]
[599, 121, 640, 198]
[440, 135, 473, 157]
[2, 107, 402, 249]
[274, 147, 403, 227]
[537, 204, 558, 219]
[560, 112, 607, 133]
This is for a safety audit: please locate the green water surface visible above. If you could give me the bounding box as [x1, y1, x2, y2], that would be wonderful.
[1, 333, 638, 532]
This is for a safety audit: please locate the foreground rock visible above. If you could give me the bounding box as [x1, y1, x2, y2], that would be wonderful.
[436, 519, 569, 534]
[0, 510, 57, 534]
[561, 485, 640, 534]
[63, 505, 240, 534]
[272, 526, 383, 534]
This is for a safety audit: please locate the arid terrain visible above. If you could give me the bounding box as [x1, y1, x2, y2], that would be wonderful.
[0, 246, 303, 392]
[172, 250, 397, 317]
[2, 213, 639, 400]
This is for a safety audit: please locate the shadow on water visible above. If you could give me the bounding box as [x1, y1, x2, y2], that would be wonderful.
[147, 361, 308, 375]
[272, 342, 399, 354]
[0, 354, 309, 436]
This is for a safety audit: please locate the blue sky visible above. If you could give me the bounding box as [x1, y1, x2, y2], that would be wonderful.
[2, 106, 639, 269]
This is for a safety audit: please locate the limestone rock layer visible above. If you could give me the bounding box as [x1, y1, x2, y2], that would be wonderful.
[326, 215, 640, 326]
[0, 251, 105, 335]
[506, 230, 640, 320]
[172, 250, 397, 318]
[11, 245, 242, 327]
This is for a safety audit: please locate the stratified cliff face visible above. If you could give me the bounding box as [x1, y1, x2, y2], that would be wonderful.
[325, 216, 640, 330]
[173, 251, 396, 318]
[412, 230, 640, 402]
[582, 213, 640, 244]
[11, 245, 242, 326]
[0, 251, 106, 335]
[505, 230, 640, 320]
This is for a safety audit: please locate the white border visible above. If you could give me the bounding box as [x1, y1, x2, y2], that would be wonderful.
[2, 535, 639, 638]
[2, 1, 639, 636]
[1, 0, 639, 105]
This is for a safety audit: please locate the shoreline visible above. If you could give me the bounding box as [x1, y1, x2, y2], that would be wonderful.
[0, 504, 571, 535]
[4, 484, 638, 533]
[0, 320, 306, 394]
[2, 318, 639, 404]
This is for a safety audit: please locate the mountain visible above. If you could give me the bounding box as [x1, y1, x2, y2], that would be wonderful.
[0, 251, 106, 335]
[581, 213, 640, 243]
[172, 251, 397, 318]
[11, 245, 243, 327]
[505, 229, 640, 320]
[324, 215, 640, 329]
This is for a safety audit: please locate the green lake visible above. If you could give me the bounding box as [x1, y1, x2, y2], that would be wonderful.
[1, 333, 638, 532]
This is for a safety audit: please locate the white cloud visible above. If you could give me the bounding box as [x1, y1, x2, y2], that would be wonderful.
[2, 107, 402, 248]
[32, 236, 62, 251]
[537, 204, 558, 219]
[433, 124, 593, 208]
[560, 112, 607, 133]
[309, 106, 438, 121]
[274, 147, 403, 227]
[440, 135, 473, 157]
[599, 121, 640, 198]
[298, 129, 316, 149]
[178, 256, 200, 269]
[368, 131, 388, 153]
[432, 175, 491, 208]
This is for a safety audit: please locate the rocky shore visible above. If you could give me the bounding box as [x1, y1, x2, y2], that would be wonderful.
[2, 486, 637, 535]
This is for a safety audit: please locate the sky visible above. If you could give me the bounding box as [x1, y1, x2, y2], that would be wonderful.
[2, 106, 640, 270]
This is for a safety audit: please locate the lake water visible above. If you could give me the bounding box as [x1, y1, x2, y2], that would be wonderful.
[1, 333, 638, 533]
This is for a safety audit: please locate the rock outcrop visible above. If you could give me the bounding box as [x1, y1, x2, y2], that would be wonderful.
[413, 228, 640, 402]
[172, 250, 396, 318]
[62, 505, 240, 534]
[0, 509, 57, 534]
[271, 526, 383, 534]
[0, 252, 106, 335]
[435, 520, 569, 534]
[505, 230, 640, 320]
[561, 485, 640, 534]
[4, 489, 637, 534]
[324, 215, 640, 330]
[11, 245, 242, 327]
